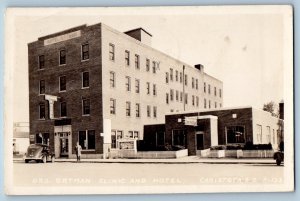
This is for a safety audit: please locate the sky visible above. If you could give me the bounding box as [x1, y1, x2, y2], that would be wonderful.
[8, 6, 290, 122]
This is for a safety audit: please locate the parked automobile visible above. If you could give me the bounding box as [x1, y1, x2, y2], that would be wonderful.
[25, 144, 55, 163]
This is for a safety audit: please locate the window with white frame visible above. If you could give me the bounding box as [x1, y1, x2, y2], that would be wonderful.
[39, 80, 45, 94]
[38, 55, 45, 69]
[82, 72, 89, 88]
[39, 103, 45, 119]
[256, 124, 262, 143]
[59, 49, 66, 65]
[82, 43, 89, 60]
[266, 126, 271, 144]
[60, 102, 67, 117]
[82, 98, 90, 115]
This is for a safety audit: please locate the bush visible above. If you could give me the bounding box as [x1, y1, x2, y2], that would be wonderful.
[243, 142, 273, 150]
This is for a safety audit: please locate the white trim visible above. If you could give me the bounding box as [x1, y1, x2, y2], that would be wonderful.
[81, 43, 89, 62]
[81, 71, 90, 89]
[59, 75, 66, 92]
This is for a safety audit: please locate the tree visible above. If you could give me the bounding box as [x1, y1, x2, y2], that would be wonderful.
[263, 101, 279, 117]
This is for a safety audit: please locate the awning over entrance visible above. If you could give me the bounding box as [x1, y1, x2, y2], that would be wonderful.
[54, 118, 72, 126]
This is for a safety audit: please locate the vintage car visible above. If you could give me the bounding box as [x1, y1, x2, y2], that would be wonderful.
[25, 144, 55, 163]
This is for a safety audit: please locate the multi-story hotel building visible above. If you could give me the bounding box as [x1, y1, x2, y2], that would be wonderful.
[28, 23, 223, 158]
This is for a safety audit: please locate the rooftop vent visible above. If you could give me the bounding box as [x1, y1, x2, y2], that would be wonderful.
[194, 64, 204, 73]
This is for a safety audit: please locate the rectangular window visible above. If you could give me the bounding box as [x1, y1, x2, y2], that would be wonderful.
[146, 82, 150, 95]
[152, 61, 156, 73]
[39, 80, 45, 94]
[82, 98, 90, 115]
[166, 93, 169, 104]
[35, 133, 49, 145]
[208, 84, 211, 94]
[60, 102, 67, 117]
[196, 96, 199, 107]
[110, 71, 115, 88]
[204, 82, 206, 93]
[214, 87, 217, 96]
[172, 129, 186, 147]
[170, 89, 174, 101]
[153, 84, 156, 96]
[147, 105, 151, 117]
[219, 89, 222, 98]
[136, 103, 140, 117]
[153, 106, 157, 118]
[180, 72, 183, 83]
[109, 43, 115, 61]
[135, 54, 140, 69]
[226, 126, 245, 144]
[204, 98, 207, 108]
[209, 100, 211, 109]
[184, 74, 188, 86]
[166, 72, 169, 83]
[192, 95, 195, 106]
[175, 70, 178, 82]
[192, 77, 195, 89]
[185, 93, 188, 104]
[135, 79, 140, 93]
[126, 101, 131, 116]
[176, 90, 179, 101]
[82, 72, 89, 88]
[59, 49, 66, 65]
[38, 55, 45, 69]
[215, 102, 217, 108]
[125, 76, 131, 91]
[79, 130, 95, 150]
[111, 131, 117, 149]
[267, 126, 271, 144]
[180, 92, 183, 102]
[59, 76, 66, 92]
[134, 131, 139, 139]
[220, 103, 222, 108]
[196, 79, 198, 90]
[110, 98, 116, 115]
[82, 43, 89, 60]
[170, 68, 173, 81]
[146, 59, 150, 72]
[39, 103, 45, 119]
[125, 50, 130, 66]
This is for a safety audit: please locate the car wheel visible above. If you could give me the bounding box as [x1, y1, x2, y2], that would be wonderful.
[51, 156, 55, 163]
[42, 156, 47, 163]
[276, 159, 281, 166]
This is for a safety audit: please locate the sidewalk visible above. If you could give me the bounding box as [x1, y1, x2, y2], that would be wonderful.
[14, 156, 275, 164]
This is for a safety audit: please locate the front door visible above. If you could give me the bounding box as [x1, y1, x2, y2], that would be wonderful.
[59, 132, 69, 157]
[196, 132, 204, 150]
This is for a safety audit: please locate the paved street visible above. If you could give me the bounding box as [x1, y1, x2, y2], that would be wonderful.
[13, 161, 284, 187]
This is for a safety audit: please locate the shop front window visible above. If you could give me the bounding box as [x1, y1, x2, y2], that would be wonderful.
[226, 126, 245, 144]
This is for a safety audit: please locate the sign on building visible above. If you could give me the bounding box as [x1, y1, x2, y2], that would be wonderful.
[184, 117, 198, 126]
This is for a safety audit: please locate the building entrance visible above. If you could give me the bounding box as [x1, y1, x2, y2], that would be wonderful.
[59, 132, 69, 157]
[196, 132, 204, 150]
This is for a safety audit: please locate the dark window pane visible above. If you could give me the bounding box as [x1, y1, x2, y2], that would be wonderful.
[39, 80, 45, 94]
[60, 49, 66, 65]
[82, 72, 89, 88]
[82, 44, 89, 60]
[39, 55, 45, 69]
[82, 99, 90, 115]
[79, 131, 86, 149]
[39, 103, 45, 119]
[60, 76, 66, 91]
[60, 102, 67, 117]
[88, 130, 95, 149]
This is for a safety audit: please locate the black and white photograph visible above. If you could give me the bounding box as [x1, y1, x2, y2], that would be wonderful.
[4, 6, 294, 194]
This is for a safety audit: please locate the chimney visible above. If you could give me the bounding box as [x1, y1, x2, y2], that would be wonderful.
[194, 64, 204, 73]
[124, 28, 152, 46]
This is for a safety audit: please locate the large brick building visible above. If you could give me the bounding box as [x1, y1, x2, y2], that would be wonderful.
[28, 23, 223, 158]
